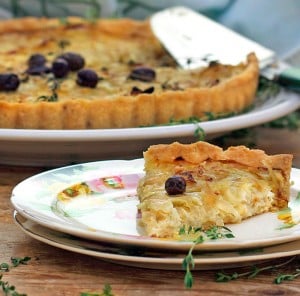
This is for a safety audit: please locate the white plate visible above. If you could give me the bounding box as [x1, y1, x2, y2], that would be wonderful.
[11, 159, 300, 251]
[1, 89, 299, 166]
[14, 211, 300, 270]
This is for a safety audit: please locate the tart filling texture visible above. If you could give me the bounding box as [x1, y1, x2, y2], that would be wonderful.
[0, 17, 259, 129]
[137, 142, 292, 238]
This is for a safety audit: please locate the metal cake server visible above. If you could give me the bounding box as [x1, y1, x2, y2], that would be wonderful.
[150, 6, 300, 91]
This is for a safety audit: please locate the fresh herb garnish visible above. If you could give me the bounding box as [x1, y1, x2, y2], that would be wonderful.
[215, 256, 297, 283]
[274, 268, 300, 284]
[205, 226, 235, 240]
[37, 93, 58, 102]
[194, 126, 206, 141]
[37, 78, 60, 102]
[10, 257, 31, 268]
[167, 112, 238, 126]
[183, 235, 204, 288]
[0, 263, 10, 272]
[0, 274, 27, 296]
[256, 76, 281, 103]
[263, 111, 300, 130]
[181, 226, 235, 288]
[0, 257, 31, 296]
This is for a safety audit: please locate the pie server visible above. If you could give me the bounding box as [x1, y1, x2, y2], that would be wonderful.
[150, 6, 300, 92]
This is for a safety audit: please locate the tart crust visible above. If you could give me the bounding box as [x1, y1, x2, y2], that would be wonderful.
[137, 141, 292, 238]
[0, 17, 259, 129]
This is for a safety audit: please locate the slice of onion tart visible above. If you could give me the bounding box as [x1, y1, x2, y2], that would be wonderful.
[137, 141, 292, 238]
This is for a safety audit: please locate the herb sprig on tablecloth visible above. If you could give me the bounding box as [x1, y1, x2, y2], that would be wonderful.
[215, 256, 300, 284]
[0, 256, 31, 296]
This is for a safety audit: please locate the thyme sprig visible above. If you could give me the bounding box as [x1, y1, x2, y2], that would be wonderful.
[37, 78, 60, 102]
[0, 257, 31, 296]
[1, 257, 31, 272]
[10, 257, 31, 268]
[256, 76, 281, 103]
[274, 268, 300, 284]
[0, 263, 10, 272]
[194, 126, 206, 141]
[263, 111, 300, 130]
[0, 274, 27, 296]
[181, 226, 235, 289]
[183, 235, 204, 288]
[215, 256, 297, 283]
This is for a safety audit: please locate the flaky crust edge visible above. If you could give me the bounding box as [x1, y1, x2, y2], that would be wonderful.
[143, 141, 293, 177]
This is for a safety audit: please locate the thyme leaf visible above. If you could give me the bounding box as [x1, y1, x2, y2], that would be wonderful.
[37, 93, 58, 102]
[181, 226, 234, 288]
[10, 257, 31, 268]
[256, 76, 281, 102]
[0, 263, 10, 272]
[215, 256, 297, 283]
[0, 274, 26, 296]
[263, 111, 300, 130]
[182, 241, 197, 288]
[274, 269, 300, 284]
[194, 126, 206, 141]
[0, 257, 31, 296]
[37, 78, 60, 102]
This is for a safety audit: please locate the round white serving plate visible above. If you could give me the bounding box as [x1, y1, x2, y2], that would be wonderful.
[1, 89, 299, 166]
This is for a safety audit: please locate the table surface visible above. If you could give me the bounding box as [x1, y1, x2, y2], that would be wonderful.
[1, 126, 300, 296]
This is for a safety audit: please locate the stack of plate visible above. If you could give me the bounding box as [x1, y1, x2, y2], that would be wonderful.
[11, 159, 300, 270]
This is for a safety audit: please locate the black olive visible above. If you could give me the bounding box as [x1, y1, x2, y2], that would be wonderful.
[58, 52, 85, 71]
[76, 69, 99, 88]
[0, 73, 20, 91]
[26, 54, 50, 75]
[26, 65, 51, 76]
[52, 58, 70, 78]
[165, 176, 186, 195]
[128, 66, 156, 82]
[28, 54, 47, 67]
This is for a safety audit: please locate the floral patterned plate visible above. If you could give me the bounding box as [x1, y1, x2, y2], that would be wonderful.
[11, 159, 300, 251]
[14, 211, 300, 271]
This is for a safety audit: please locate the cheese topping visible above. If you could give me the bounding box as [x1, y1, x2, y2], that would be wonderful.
[0, 18, 259, 129]
[0, 18, 251, 103]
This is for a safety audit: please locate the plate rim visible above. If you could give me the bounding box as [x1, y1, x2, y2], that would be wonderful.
[14, 211, 300, 270]
[1, 89, 300, 142]
[10, 159, 300, 251]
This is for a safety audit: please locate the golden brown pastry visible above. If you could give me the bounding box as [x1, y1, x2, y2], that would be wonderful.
[0, 17, 259, 129]
[137, 141, 292, 238]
